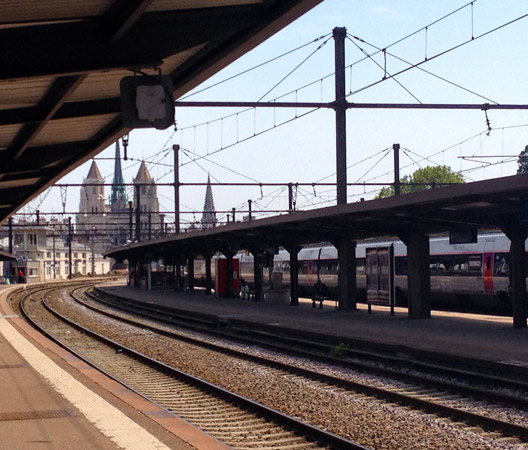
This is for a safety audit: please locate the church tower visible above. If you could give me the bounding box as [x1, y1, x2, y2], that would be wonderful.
[77, 161, 106, 253]
[201, 175, 217, 228]
[133, 161, 161, 238]
[78, 161, 105, 220]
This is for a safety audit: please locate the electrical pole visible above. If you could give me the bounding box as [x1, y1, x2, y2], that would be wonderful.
[173, 144, 180, 234]
[334, 26, 347, 205]
[128, 200, 133, 241]
[52, 232, 56, 279]
[91, 226, 95, 276]
[148, 212, 152, 240]
[288, 183, 294, 213]
[68, 217, 72, 279]
[135, 185, 141, 242]
[393, 143, 401, 195]
[8, 217, 13, 254]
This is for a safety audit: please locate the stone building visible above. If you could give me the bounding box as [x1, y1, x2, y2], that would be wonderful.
[0, 223, 109, 284]
[76, 142, 162, 254]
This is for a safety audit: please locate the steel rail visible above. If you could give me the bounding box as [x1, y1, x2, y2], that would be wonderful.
[90, 287, 528, 389]
[19, 285, 368, 450]
[79, 287, 528, 442]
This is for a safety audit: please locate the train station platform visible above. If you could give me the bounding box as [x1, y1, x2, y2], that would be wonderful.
[0, 285, 228, 450]
[98, 283, 528, 370]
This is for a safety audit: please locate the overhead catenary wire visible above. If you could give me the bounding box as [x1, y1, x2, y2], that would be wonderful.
[347, 34, 499, 105]
[347, 11, 528, 97]
[346, 35, 422, 104]
[179, 33, 332, 101]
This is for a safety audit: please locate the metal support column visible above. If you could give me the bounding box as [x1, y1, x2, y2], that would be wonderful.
[334, 26, 347, 205]
[502, 226, 528, 329]
[248, 200, 252, 220]
[8, 217, 13, 254]
[399, 230, 431, 318]
[251, 249, 263, 302]
[187, 257, 194, 293]
[173, 144, 180, 234]
[68, 217, 72, 279]
[205, 254, 212, 296]
[288, 183, 294, 213]
[128, 200, 133, 241]
[393, 143, 401, 196]
[286, 244, 300, 306]
[336, 238, 357, 310]
[148, 212, 152, 240]
[135, 185, 141, 242]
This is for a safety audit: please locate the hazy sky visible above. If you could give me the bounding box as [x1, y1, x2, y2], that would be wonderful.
[22, 0, 528, 228]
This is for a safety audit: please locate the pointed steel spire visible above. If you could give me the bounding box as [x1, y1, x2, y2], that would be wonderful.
[201, 175, 216, 229]
[110, 141, 127, 209]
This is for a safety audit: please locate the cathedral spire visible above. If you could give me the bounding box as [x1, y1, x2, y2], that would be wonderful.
[110, 141, 127, 209]
[201, 175, 216, 229]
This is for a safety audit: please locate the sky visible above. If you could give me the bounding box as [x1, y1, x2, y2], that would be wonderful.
[20, 0, 528, 229]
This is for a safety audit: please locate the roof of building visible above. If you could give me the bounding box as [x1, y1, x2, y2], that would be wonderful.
[86, 161, 103, 180]
[0, 0, 322, 226]
[201, 175, 216, 228]
[106, 174, 528, 261]
[134, 160, 153, 182]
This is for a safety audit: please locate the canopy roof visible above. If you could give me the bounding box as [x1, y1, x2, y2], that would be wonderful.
[0, 0, 321, 224]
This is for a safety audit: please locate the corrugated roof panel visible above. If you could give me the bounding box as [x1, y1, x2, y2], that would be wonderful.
[149, 0, 262, 12]
[0, 1, 110, 26]
[68, 44, 207, 102]
[0, 124, 22, 148]
[0, 178, 42, 189]
[30, 114, 118, 146]
[0, 77, 53, 110]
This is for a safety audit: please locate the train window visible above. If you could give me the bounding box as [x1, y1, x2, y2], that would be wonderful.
[486, 257, 491, 271]
[468, 255, 481, 271]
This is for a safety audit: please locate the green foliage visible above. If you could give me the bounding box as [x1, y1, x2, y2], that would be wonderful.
[376, 165, 465, 199]
[517, 145, 528, 174]
[332, 342, 349, 357]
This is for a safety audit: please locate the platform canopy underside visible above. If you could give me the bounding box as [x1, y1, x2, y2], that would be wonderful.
[0, 0, 322, 224]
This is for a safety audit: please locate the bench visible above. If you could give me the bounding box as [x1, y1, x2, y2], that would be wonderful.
[311, 295, 338, 309]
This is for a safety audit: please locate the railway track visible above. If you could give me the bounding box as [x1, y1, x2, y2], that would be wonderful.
[77, 286, 528, 447]
[15, 284, 365, 450]
[88, 286, 528, 395]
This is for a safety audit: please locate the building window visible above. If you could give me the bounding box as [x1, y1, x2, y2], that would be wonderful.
[47, 252, 51, 258]
[15, 234, 24, 245]
[28, 234, 37, 245]
[55, 252, 60, 258]
[82, 253, 86, 259]
[74, 253, 78, 258]
[92, 187, 97, 195]
[29, 268, 38, 278]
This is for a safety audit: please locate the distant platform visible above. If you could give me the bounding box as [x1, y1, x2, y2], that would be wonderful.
[98, 283, 528, 369]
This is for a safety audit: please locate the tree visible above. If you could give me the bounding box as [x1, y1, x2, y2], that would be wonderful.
[517, 145, 528, 174]
[376, 165, 465, 198]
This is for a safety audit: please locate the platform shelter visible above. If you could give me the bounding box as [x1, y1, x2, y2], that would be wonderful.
[107, 174, 528, 329]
